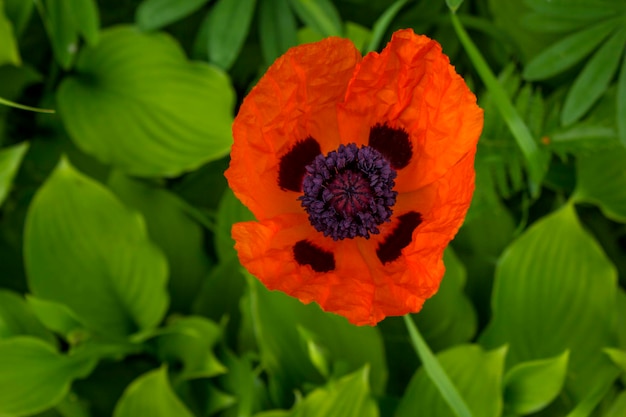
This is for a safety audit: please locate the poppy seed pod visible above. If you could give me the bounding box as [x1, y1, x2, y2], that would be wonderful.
[225, 29, 483, 326]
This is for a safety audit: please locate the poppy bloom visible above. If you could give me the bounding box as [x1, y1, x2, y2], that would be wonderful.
[225, 29, 483, 325]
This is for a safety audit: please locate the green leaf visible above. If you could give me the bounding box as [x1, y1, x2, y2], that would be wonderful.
[0, 0, 20, 66]
[451, 13, 546, 196]
[219, 349, 268, 417]
[344, 22, 370, 52]
[604, 348, 626, 373]
[108, 172, 211, 312]
[574, 146, 626, 223]
[215, 188, 255, 262]
[113, 366, 194, 417]
[364, 0, 409, 52]
[26, 296, 86, 342]
[291, 367, 378, 417]
[4, 0, 34, 35]
[207, 0, 257, 70]
[244, 276, 387, 398]
[0, 141, 28, 207]
[616, 44, 626, 146]
[289, 0, 342, 37]
[445, 0, 464, 13]
[523, 18, 619, 81]
[0, 290, 56, 344]
[258, 0, 298, 64]
[503, 351, 570, 415]
[605, 392, 626, 417]
[562, 27, 626, 125]
[57, 25, 235, 177]
[156, 316, 226, 380]
[136, 0, 209, 31]
[396, 343, 506, 417]
[71, 0, 99, 44]
[0, 336, 96, 416]
[480, 204, 620, 401]
[205, 384, 237, 416]
[24, 158, 169, 338]
[415, 248, 477, 351]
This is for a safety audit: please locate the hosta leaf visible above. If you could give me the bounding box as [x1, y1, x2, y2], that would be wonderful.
[561, 27, 626, 125]
[207, 0, 257, 70]
[259, 0, 298, 64]
[113, 366, 194, 417]
[24, 158, 169, 338]
[57, 26, 235, 177]
[575, 146, 626, 223]
[0, 337, 96, 416]
[291, 367, 378, 417]
[503, 351, 569, 415]
[480, 204, 620, 401]
[26, 296, 86, 342]
[0, 142, 28, 207]
[395, 344, 506, 417]
[136, 0, 209, 31]
[523, 19, 618, 81]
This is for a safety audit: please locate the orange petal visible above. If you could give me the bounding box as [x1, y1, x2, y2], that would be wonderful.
[226, 38, 362, 221]
[338, 29, 483, 192]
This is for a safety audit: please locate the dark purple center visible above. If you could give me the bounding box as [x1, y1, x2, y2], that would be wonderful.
[299, 143, 397, 240]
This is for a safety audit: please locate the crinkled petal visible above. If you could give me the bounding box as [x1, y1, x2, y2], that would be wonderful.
[226, 38, 362, 221]
[338, 29, 483, 192]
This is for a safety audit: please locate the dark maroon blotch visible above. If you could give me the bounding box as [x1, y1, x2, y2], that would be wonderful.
[293, 240, 335, 272]
[376, 211, 422, 264]
[278, 137, 322, 192]
[368, 124, 413, 169]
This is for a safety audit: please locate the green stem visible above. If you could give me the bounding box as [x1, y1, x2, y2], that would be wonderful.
[0, 96, 55, 113]
[403, 315, 474, 417]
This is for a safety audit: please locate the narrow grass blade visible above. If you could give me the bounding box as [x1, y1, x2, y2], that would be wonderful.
[364, 0, 409, 53]
[450, 12, 545, 196]
[403, 315, 474, 417]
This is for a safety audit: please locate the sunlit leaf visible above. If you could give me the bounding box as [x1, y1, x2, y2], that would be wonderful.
[575, 146, 626, 223]
[24, 158, 169, 338]
[0, 141, 28, 207]
[0, 337, 96, 416]
[480, 204, 620, 401]
[396, 344, 506, 417]
[136, 0, 209, 31]
[113, 366, 194, 417]
[57, 26, 235, 177]
[258, 0, 298, 64]
[503, 351, 569, 415]
[207, 0, 257, 70]
[562, 27, 626, 125]
[0, 0, 20, 66]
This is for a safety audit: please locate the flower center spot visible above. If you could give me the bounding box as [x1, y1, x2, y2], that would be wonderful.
[299, 143, 397, 240]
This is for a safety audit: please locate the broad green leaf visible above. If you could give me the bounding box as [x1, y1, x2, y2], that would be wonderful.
[156, 316, 226, 380]
[0, 290, 56, 344]
[137, 0, 209, 31]
[289, 0, 343, 37]
[26, 296, 86, 343]
[258, 0, 297, 64]
[617, 48, 626, 146]
[606, 392, 626, 417]
[395, 344, 506, 417]
[215, 188, 255, 262]
[113, 366, 194, 417]
[503, 351, 569, 415]
[604, 348, 626, 373]
[562, 27, 626, 125]
[480, 204, 620, 401]
[291, 367, 378, 417]
[0, 0, 20, 66]
[0, 141, 28, 207]
[523, 19, 619, 81]
[24, 158, 169, 338]
[4, 0, 34, 35]
[575, 146, 626, 223]
[415, 248, 477, 351]
[108, 172, 211, 312]
[0, 336, 96, 416]
[364, 0, 407, 53]
[57, 26, 235, 177]
[207, 0, 257, 70]
[244, 276, 387, 398]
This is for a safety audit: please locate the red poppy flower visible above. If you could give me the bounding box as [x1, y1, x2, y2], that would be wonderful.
[225, 29, 483, 326]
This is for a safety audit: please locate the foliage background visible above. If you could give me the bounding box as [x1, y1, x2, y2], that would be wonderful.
[1, 0, 626, 416]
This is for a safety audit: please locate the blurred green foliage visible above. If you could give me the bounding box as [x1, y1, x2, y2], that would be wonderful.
[1, 0, 626, 416]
